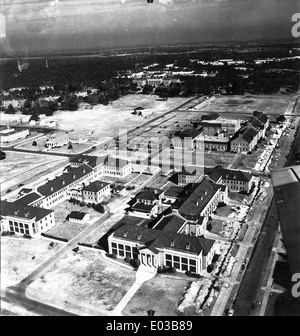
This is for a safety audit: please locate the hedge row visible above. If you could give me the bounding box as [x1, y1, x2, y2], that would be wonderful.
[78, 243, 93, 248]
[41, 233, 68, 243]
[1, 231, 15, 236]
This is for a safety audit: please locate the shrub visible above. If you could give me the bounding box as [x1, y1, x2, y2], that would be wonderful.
[186, 271, 192, 277]
[171, 267, 177, 274]
[93, 245, 102, 250]
[23, 234, 32, 239]
[125, 256, 130, 263]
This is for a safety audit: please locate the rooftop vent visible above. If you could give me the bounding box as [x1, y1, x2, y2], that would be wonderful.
[123, 231, 128, 238]
[137, 234, 142, 241]
[170, 240, 175, 247]
[186, 243, 191, 250]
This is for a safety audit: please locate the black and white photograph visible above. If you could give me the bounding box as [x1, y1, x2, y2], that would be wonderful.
[0, 0, 299, 321]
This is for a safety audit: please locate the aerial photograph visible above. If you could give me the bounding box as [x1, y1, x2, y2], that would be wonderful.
[0, 0, 300, 321]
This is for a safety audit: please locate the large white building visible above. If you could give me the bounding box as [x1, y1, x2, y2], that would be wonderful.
[0, 201, 55, 236]
[0, 127, 29, 143]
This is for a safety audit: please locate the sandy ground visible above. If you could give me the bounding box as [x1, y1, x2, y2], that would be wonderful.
[0, 151, 67, 192]
[37, 95, 190, 144]
[1, 237, 63, 289]
[27, 250, 136, 312]
[122, 276, 189, 316]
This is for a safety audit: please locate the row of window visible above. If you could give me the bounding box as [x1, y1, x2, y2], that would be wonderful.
[9, 221, 30, 235]
[111, 243, 138, 259]
[165, 254, 198, 273]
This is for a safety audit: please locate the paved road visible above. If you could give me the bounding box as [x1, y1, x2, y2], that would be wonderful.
[231, 112, 300, 316]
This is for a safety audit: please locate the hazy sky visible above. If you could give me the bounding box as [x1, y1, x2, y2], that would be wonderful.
[0, 0, 299, 55]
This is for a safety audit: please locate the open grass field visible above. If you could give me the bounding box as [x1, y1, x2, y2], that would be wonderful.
[27, 250, 136, 313]
[208, 219, 224, 235]
[1, 237, 63, 289]
[0, 151, 67, 193]
[194, 94, 296, 116]
[122, 276, 189, 316]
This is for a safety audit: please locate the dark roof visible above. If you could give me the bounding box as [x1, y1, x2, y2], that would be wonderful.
[206, 168, 252, 183]
[68, 211, 88, 221]
[83, 181, 110, 193]
[1, 201, 53, 222]
[252, 119, 264, 130]
[175, 179, 221, 219]
[173, 128, 202, 140]
[154, 214, 185, 233]
[15, 192, 43, 206]
[131, 202, 155, 213]
[37, 164, 93, 197]
[112, 223, 214, 256]
[241, 127, 259, 143]
[164, 186, 184, 198]
[199, 122, 222, 128]
[136, 188, 162, 201]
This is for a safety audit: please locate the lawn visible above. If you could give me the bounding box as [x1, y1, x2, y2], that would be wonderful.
[215, 206, 234, 218]
[46, 221, 91, 241]
[194, 95, 295, 116]
[27, 250, 136, 313]
[122, 276, 189, 316]
[203, 152, 235, 168]
[126, 173, 152, 189]
[1, 237, 63, 289]
[208, 219, 224, 235]
[148, 175, 170, 190]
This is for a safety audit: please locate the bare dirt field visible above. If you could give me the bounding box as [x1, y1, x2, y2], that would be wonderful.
[194, 94, 296, 116]
[27, 250, 136, 313]
[122, 276, 189, 316]
[0, 151, 67, 193]
[1, 237, 63, 289]
[37, 95, 190, 144]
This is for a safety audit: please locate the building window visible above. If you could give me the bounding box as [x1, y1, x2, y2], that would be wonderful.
[112, 248, 118, 255]
[119, 250, 125, 257]
[190, 259, 196, 266]
[112, 242, 117, 249]
[174, 256, 180, 262]
[166, 260, 172, 267]
[190, 266, 196, 273]
[166, 254, 172, 261]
